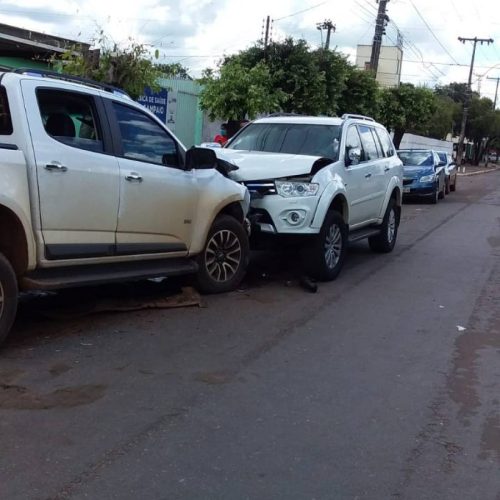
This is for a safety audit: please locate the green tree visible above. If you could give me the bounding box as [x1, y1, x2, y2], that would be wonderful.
[377, 83, 436, 148]
[337, 66, 379, 117]
[199, 59, 283, 121]
[55, 35, 161, 99]
[421, 95, 459, 140]
[156, 62, 191, 80]
[466, 96, 498, 164]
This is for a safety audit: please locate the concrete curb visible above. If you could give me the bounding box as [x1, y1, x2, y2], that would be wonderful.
[457, 167, 500, 177]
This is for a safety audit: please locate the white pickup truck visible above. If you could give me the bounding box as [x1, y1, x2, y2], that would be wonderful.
[0, 70, 250, 345]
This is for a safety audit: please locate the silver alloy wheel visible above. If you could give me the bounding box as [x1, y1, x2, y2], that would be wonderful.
[0, 281, 4, 319]
[387, 208, 396, 243]
[324, 223, 343, 269]
[205, 229, 242, 283]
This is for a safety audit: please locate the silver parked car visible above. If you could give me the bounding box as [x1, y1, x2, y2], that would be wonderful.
[437, 152, 457, 193]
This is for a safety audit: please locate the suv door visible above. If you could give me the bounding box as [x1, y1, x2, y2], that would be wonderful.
[343, 125, 374, 226]
[21, 81, 120, 260]
[357, 124, 386, 218]
[107, 100, 198, 255]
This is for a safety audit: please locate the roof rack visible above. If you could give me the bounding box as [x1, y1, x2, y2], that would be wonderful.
[10, 68, 131, 99]
[341, 113, 375, 122]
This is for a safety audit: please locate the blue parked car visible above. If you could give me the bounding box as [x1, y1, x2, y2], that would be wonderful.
[397, 149, 446, 204]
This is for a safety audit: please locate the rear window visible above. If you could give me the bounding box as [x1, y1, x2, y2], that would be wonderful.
[397, 151, 434, 166]
[0, 86, 13, 135]
[227, 123, 341, 160]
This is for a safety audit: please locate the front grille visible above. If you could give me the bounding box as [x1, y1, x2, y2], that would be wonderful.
[403, 179, 413, 185]
[243, 180, 277, 197]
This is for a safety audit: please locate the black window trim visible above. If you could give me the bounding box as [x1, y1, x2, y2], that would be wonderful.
[0, 84, 14, 136]
[103, 98, 185, 170]
[35, 86, 113, 156]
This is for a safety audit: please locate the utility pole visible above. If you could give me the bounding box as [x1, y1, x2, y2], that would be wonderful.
[456, 37, 494, 166]
[316, 19, 336, 50]
[487, 76, 500, 109]
[263, 16, 271, 48]
[369, 0, 390, 77]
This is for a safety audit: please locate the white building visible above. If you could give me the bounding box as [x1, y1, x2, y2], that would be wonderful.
[356, 45, 403, 88]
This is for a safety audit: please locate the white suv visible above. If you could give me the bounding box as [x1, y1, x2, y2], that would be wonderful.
[215, 114, 403, 280]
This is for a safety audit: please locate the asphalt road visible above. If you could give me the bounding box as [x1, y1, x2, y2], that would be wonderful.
[1, 171, 499, 500]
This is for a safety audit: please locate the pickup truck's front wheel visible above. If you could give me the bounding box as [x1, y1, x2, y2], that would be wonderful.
[195, 215, 249, 294]
[304, 211, 347, 281]
[0, 253, 18, 346]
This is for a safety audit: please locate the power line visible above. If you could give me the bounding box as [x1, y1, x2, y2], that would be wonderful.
[274, 1, 330, 22]
[408, 0, 460, 65]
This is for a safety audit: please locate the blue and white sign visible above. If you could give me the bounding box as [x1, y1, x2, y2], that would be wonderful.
[137, 87, 168, 123]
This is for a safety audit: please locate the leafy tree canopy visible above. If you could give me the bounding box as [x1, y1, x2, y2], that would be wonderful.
[377, 83, 436, 148]
[55, 33, 161, 99]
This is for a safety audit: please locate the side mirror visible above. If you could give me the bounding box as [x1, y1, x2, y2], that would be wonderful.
[346, 147, 362, 166]
[185, 147, 217, 170]
[438, 160, 446, 166]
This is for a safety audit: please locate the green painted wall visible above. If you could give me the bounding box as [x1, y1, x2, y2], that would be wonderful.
[0, 57, 49, 70]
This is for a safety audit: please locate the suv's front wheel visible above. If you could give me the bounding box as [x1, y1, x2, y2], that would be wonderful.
[304, 210, 347, 281]
[195, 215, 249, 293]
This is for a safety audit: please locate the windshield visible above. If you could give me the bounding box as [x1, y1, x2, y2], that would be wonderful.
[397, 151, 434, 167]
[227, 122, 341, 160]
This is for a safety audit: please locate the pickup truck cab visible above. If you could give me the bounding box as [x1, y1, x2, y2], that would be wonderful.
[216, 114, 403, 281]
[0, 70, 250, 345]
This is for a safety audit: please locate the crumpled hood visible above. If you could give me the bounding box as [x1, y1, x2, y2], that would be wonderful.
[214, 149, 322, 182]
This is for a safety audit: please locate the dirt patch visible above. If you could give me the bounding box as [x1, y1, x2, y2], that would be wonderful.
[479, 414, 500, 462]
[0, 383, 106, 410]
[49, 363, 73, 377]
[194, 371, 233, 385]
[0, 368, 25, 385]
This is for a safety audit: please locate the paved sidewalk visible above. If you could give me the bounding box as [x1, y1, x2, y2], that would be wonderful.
[457, 163, 500, 176]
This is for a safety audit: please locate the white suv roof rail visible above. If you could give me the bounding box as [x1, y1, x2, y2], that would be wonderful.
[341, 113, 375, 122]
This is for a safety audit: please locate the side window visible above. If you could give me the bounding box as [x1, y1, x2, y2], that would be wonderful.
[113, 103, 179, 167]
[358, 125, 380, 161]
[37, 89, 103, 153]
[0, 86, 13, 135]
[375, 128, 395, 157]
[345, 125, 363, 161]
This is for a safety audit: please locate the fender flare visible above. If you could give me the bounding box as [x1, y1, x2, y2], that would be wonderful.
[311, 179, 349, 229]
[0, 195, 36, 271]
[378, 178, 402, 220]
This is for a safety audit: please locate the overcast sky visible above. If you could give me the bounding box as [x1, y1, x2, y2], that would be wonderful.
[2, 0, 500, 101]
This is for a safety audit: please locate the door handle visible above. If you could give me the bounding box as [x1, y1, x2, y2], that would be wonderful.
[45, 162, 67, 172]
[365, 173, 372, 178]
[125, 172, 143, 182]
[384, 166, 390, 172]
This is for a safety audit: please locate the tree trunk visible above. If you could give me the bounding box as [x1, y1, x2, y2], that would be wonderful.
[393, 128, 405, 149]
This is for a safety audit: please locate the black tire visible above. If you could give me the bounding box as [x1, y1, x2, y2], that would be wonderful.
[369, 198, 399, 253]
[0, 253, 18, 347]
[445, 179, 450, 195]
[195, 215, 249, 294]
[430, 186, 439, 204]
[450, 176, 457, 192]
[303, 211, 347, 282]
